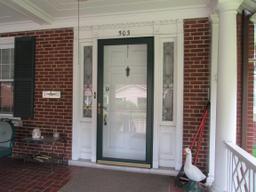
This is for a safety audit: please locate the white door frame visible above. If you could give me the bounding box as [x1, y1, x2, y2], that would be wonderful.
[72, 19, 184, 170]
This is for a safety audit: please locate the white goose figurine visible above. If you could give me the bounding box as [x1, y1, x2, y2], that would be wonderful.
[184, 148, 206, 182]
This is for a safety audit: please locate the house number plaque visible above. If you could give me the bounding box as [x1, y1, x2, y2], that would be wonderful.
[118, 30, 130, 37]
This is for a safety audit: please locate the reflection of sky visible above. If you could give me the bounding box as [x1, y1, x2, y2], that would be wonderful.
[115, 84, 146, 107]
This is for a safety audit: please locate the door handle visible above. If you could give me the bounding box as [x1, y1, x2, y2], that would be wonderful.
[104, 114, 107, 125]
[97, 103, 107, 114]
[97, 103, 102, 114]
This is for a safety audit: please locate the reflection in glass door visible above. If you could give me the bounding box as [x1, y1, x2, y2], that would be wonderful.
[97, 38, 153, 166]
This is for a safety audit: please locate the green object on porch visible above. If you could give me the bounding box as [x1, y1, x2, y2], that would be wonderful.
[253, 145, 256, 157]
[0, 120, 15, 158]
[184, 181, 204, 192]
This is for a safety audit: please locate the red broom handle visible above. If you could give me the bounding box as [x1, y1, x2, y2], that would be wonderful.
[189, 103, 210, 165]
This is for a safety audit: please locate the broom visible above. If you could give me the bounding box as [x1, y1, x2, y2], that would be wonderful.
[175, 102, 210, 187]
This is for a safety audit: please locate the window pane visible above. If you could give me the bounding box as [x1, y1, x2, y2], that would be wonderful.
[162, 42, 174, 121]
[0, 48, 13, 80]
[0, 82, 13, 114]
[10, 48, 14, 79]
[2, 65, 10, 79]
[1, 49, 10, 64]
[83, 46, 93, 118]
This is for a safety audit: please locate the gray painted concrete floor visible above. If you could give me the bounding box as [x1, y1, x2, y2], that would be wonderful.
[60, 166, 181, 192]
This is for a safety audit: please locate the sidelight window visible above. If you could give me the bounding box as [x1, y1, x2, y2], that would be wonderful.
[83, 46, 93, 118]
[162, 41, 174, 122]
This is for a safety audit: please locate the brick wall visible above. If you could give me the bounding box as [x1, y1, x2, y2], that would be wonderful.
[0, 21, 212, 168]
[236, 14, 256, 154]
[183, 18, 210, 171]
[237, 15, 242, 146]
[0, 28, 73, 160]
[247, 21, 255, 153]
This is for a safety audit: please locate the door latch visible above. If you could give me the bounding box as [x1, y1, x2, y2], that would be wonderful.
[103, 114, 107, 126]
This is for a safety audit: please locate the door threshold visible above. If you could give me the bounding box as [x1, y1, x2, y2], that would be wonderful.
[69, 159, 178, 176]
[97, 160, 151, 169]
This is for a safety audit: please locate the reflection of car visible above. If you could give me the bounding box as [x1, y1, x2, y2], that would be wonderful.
[115, 84, 146, 110]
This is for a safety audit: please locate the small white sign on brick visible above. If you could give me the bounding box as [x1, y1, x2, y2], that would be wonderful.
[42, 91, 61, 99]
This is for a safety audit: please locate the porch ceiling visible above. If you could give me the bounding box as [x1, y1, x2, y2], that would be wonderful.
[0, 0, 210, 25]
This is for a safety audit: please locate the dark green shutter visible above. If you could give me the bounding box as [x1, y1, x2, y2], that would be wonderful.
[14, 36, 35, 118]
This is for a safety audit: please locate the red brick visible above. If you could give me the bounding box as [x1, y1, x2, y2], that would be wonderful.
[183, 18, 210, 171]
[236, 14, 256, 153]
[0, 28, 73, 160]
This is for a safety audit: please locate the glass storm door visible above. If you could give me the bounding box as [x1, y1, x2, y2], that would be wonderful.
[97, 37, 153, 166]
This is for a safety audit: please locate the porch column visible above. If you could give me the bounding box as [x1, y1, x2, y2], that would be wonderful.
[213, 0, 242, 191]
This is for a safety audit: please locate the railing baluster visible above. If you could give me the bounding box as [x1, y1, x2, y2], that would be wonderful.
[230, 151, 234, 192]
[226, 150, 230, 191]
[225, 142, 256, 192]
[228, 149, 230, 192]
[253, 171, 255, 192]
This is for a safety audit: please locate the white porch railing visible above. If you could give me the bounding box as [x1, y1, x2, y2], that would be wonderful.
[225, 141, 256, 192]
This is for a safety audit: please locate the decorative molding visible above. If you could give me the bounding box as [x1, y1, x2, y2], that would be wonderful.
[0, 5, 210, 34]
[77, 20, 176, 32]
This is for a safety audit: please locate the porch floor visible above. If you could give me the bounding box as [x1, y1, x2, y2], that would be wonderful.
[0, 158, 183, 192]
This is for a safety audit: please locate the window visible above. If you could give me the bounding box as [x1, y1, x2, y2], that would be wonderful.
[83, 46, 93, 118]
[162, 41, 174, 122]
[0, 38, 14, 115]
[0, 36, 35, 118]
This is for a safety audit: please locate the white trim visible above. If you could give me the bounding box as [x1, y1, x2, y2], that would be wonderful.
[153, 35, 180, 169]
[153, 35, 160, 168]
[175, 19, 184, 170]
[207, 13, 219, 186]
[72, 27, 80, 160]
[73, 17, 184, 170]
[69, 160, 179, 176]
[0, 37, 14, 49]
[91, 36, 98, 163]
[0, 6, 211, 34]
[0, 37, 15, 118]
